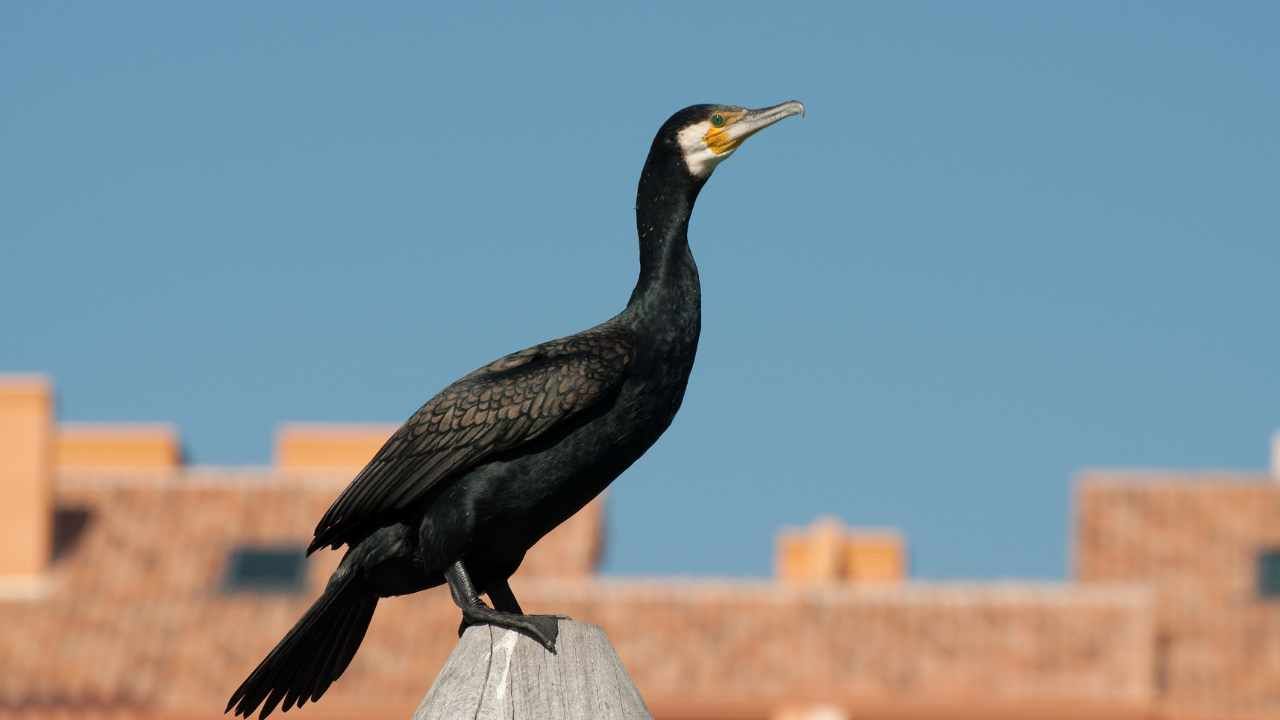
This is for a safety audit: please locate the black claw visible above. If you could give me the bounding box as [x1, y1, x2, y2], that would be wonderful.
[525, 615, 560, 652]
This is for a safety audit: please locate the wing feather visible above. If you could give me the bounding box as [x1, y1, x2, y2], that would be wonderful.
[307, 325, 633, 553]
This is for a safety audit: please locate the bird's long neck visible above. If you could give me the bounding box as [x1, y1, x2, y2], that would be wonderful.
[626, 146, 704, 324]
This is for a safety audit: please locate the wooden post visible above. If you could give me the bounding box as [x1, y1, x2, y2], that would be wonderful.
[413, 619, 651, 720]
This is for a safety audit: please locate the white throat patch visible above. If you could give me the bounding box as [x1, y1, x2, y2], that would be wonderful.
[676, 121, 732, 178]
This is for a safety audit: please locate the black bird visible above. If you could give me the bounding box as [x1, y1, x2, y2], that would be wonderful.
[226, 100, 804, 719]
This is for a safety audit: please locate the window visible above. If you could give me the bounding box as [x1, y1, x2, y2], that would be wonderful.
[223, 545, 307, 593]
[1257, 549, 1280, 599]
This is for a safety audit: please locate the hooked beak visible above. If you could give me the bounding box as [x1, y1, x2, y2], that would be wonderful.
[728, 100, 806, 145]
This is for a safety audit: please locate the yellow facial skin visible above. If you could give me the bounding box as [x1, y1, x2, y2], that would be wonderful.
[703, 110, 748, 155]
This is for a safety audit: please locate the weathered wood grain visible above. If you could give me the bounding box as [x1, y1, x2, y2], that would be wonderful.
[413, 620, 651, 720]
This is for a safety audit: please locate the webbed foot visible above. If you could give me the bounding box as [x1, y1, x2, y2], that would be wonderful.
[459, 605, 564, 652]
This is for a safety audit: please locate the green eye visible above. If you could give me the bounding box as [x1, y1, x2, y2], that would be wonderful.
[710, 114, 726, 128]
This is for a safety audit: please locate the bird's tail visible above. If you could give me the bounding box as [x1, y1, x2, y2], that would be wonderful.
[226, 574, 378, 719]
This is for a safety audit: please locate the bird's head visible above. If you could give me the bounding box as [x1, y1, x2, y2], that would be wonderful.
[659, 101, 805, 180]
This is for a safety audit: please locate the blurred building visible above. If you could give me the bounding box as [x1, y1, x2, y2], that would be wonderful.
[1, 375, 1277, 720]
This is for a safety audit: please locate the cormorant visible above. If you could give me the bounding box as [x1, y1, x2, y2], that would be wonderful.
[226, 100, 805, 719]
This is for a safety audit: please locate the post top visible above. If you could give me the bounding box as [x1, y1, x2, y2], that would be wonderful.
[414, 619, 650, 720]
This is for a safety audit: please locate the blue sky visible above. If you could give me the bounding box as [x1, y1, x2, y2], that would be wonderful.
[3, 3, 1277, 579]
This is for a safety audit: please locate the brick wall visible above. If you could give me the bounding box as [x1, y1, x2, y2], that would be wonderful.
[0, 471, 1156, 720]
[0, 470, 604, 712]
[1077, 472, 1280, 718]
[519, 581, 1153, 717]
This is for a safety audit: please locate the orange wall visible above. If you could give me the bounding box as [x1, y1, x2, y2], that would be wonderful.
[275, 423, 398, 470]
[776, 517, 906, 584]
[0, 376, 53, 578]
[56, 423, 180, 471]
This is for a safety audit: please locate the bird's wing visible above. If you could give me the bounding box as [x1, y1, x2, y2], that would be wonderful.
[307, 324, 633, 553]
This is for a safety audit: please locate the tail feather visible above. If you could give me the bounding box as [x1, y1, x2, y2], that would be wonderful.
[285, 612, 343, 712]
[288, 591, 374, 712]
[326, 594, 376, 686]
[227, 579, 378, 719]
[282, 606, 350, 712]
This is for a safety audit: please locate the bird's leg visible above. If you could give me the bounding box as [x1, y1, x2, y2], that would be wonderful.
[486, 578, 524, 614]
[489, 577, 570, 630]
[443, 561, 561, 652]
[443, 559, 485, 610]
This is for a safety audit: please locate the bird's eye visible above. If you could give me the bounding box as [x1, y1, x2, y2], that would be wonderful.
[710, 114, 726, 128]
